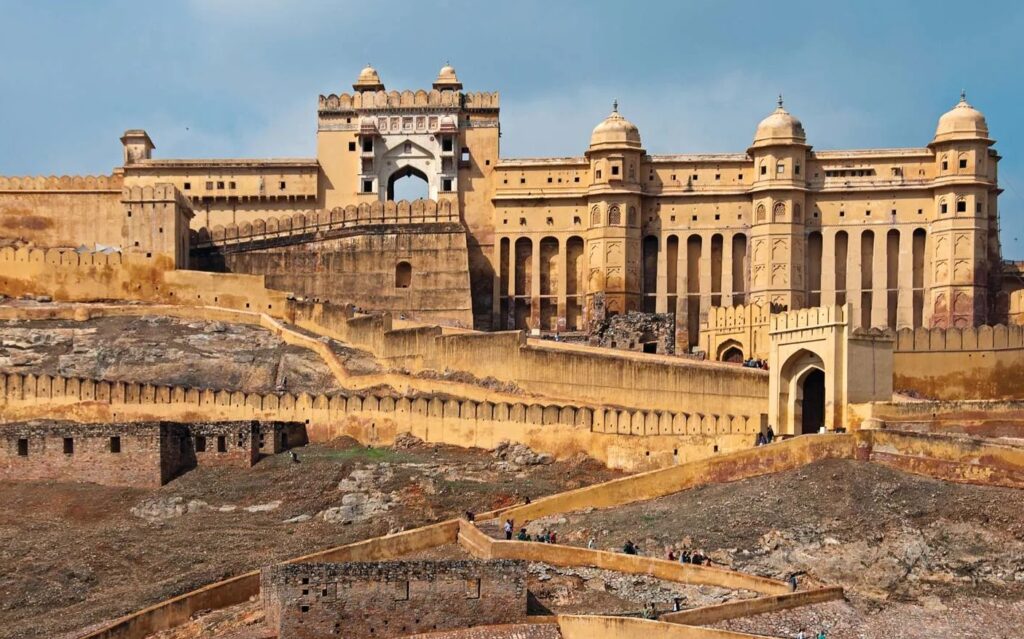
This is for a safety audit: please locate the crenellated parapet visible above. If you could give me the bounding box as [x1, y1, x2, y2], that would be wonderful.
[0, 174, 123, 191]
[894, 324, 1024, 352]
[769, 304, 848, 333]
[192, 199, 458, 248]
[0, 245, 123, 267]
[0, 371, 758, 445]
[318, 90, 499, 113]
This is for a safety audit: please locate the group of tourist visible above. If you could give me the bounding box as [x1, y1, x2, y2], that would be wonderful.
[795, 630, 827, 639]
[755, 425, 776, 446]
[743, 357, 769, 369]
[667, 548, 713, 566]
[505, 518, 559, 544]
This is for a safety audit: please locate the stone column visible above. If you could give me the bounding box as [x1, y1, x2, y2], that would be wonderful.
[507, 236, 517, 330]
[492, 238, 503, 329]
[872, 230, 889, 329]
[896, 228, 914, 329]
[721, 232, 734, 307]
[655, 235, 668, 313]
[699, 232, 712, 316]
[676, 238, 689, 349]
[557, 237, 568, 332]
[530, 235, 541, 330]
[846, 230, 862, 328]
[821, 230, 836, 307]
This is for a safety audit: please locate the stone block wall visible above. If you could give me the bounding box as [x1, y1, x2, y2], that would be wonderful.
[0, 420, 184, 487]
[261, 560, 528, 639]
[188, 421, 260, 468]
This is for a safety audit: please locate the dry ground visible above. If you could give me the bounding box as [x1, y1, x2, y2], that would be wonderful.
[0, 437, 618, 639]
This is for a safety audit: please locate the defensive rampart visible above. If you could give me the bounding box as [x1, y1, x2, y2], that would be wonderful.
[456, 520, 788, 595]
[0, 174, 124, 248]
[0, 371, 760, 471]
[892, 325, 1024, 399]
[660, 587, 845, 626]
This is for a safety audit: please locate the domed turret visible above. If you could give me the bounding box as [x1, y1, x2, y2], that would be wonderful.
[589, 101, 642, 152]
[433, 63, 463, 91]
[353, 64, 384, 92]
[932, 91, 990, 145]
[751, 95, 806, 148]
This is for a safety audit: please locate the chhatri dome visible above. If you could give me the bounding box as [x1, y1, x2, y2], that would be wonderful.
[589, 101, 642, 151]
[353, 64, 384, 92]
[751, 95, 806, 148]
[932, 91, 990, 144]
[433, 62, 463, 90]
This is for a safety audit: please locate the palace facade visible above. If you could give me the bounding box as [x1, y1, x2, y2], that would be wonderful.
[11, 65, 1018, 346]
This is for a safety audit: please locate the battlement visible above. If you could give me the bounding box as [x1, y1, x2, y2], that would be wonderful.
[0, 174, 123, 191]
[769, 304, 848, 333]
[894, 324, 1024, 352]
[318, 90, 499, 112]
[0, 246, 123, 267]
[704, 303, 771, 330]
[121, 184, 192, 211]
[192, 199, 458, 248]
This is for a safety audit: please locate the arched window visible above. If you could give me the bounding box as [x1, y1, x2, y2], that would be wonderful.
[772, 201, 785, 222]
[395, 261, 412, 288]
[793, 202, 802, 223]
[627, 206, 637, 226]
[590, 205, 601, 226]
[756, 203, 766, 222]
[609, 205, 622, 225]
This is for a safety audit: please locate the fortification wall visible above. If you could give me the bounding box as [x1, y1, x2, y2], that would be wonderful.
[0, 372, 761, 471]
[555, 615, 772, 639]
[262, 560, 528, 639]
[0, 420, 175, 487]
[660, 587, 845, 626]
[0, 175, 124, 249]
[892, 325, 1024, 399]
[196, 224, 474, 328]
[456, 520, 788, 596]
[191, 199, 459, 248]
[486, 429, 1024, 523]
[375, 328, 770, 418]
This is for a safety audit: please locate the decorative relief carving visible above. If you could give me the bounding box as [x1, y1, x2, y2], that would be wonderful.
[771, 238, 788, 262]
[771, 264, 788, 286]
[756, 204, 766, 223]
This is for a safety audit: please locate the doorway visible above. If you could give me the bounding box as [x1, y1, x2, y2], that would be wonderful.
[800, 369, 825, 435]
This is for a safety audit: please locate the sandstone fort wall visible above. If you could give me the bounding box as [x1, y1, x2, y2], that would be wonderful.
[262, 560, 528, 639]
[0, 175, 124, 249]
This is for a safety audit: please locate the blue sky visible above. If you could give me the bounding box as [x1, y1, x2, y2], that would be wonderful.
[2, 0, 1022, 256]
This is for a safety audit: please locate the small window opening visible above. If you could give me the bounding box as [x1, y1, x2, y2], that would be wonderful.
[959, 159, 968, 169]
[362, 139, 373, 153]
[348, 141, 356, 151]
[217, 181, 224, 189]
[795, 164, 801, 175]
[17, 439, 28, 456]
[956, 200, 967, 213]
[205, 181, 213, 189]
[442, 138, 453, 152]
[611, 166, 620, 176]
[941, 203, 948, 214]
[279, 181, 286, 190]
[595, 170, 602, 179]
[362, 180, 373, 193]
[760, 165, 767, 175]
[216, 435, 227, 452]
[64, 437, 74, 455]
[183, 182, 191, 190]
[395, 261, 412, 288]
[777, 163, 785, 174]
[941, 160, 948, 170]
[195, 435, 207, 452]
[442, 178, 452, 192]
[110, 436, 121, 453]
[461, 147, 470, 163]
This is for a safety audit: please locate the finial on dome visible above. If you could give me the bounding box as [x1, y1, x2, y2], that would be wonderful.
[960, 89, 967, 103]
[777, 93, 784, 108]
[612, 99, 618, 113]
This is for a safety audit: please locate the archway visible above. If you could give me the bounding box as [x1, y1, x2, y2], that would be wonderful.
[395, 261, 412, 288]
[798, 368, 825, 435]
[387, 165, 429, 201]
[776, 348, 827, 435]
[716, 339, 744, 363]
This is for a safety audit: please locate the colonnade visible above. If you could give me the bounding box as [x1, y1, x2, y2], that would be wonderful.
[493, 226, 928, 334]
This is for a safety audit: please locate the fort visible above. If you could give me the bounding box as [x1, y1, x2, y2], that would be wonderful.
[0, 65, 1022, 639]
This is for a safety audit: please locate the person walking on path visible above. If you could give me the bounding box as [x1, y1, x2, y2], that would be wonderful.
[503, 519, 513, 540]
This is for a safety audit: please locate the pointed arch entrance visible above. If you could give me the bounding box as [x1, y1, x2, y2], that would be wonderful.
[386, 165, 429, 201]
[776, 348, 826, 436]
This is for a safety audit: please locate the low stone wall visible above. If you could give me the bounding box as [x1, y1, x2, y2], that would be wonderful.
[406, 623, 562, 639]
[556, 615, 773, 639]
[456, 520, 788, 596]
[262, 559, 528, 639]
[861, 430, 1024, 489]
[660, 587, 845, 626]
